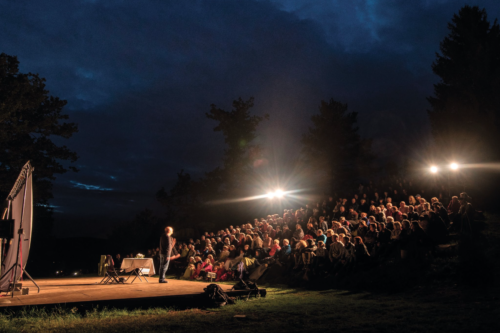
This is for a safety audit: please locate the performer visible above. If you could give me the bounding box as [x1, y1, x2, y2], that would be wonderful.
[159, 226, 177, 283]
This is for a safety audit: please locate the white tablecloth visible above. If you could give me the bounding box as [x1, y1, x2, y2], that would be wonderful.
[121, 258, 155, 276]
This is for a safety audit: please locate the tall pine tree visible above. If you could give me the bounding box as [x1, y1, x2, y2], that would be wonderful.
[428, 6, 500, 162]
[302, 99, 366, 195]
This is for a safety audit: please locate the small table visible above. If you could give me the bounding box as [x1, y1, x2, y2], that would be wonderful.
[120, 258, 156, 283]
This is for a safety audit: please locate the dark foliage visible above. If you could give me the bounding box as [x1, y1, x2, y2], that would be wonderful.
[428, 6, 500, 162]
[0, 53, 78, 237]
[301, 99, 370, 195]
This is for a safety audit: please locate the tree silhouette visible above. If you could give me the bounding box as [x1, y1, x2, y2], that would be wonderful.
[0, 53, 78, 236]
[302, 99, 366, 195]
[428, 5, 500, 162]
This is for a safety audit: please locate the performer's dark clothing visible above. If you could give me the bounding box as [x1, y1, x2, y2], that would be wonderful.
[159, 233, 173, 280]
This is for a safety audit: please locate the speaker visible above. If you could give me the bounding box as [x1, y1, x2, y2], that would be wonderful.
[0, 219, 14, 239]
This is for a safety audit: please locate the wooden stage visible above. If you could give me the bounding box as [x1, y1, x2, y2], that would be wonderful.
[0, 276, 240, 309]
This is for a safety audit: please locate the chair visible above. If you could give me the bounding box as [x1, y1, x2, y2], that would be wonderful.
[100, 255, 125, 284]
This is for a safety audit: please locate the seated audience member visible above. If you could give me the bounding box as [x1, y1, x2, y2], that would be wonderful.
[359, 199, 369, 213]
[341, 235, 356, 266]
[368, 205, 377, 217]
[293, 240, 308, 269]
[391, 221, 402, 240]
[305, 222, 317, 239]
[302, 239, 317, 269]
[350, 198, 359, 212]
[328, 234, 344, 266]
[291, 224, 304, 245]
[316, 229, 327, 244]
[407, 205, 419, 221]
[312, 240, 328, 272]
[278, 239, 292, 262]
[447, 196, 461, 215]
[319, 216, 328, 232]
[357, 219, 369, 239]
[399, 201, 409, 214]
[364, 223, 379, 252]
[354, 236, 370, 263]
[262, 233, 272, 253]
[348, 208, 359, 220]
[269, 239, 281, 257]
[180, 263, 196, 280]
[392, 207, 403, 222]
[218, 246, 230, 262]
[375, 207, 386, 223]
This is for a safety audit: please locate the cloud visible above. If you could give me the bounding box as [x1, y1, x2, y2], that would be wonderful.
[2, 0, 500, 237]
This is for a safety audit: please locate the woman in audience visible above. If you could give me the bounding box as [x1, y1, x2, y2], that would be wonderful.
[408, 195, 417, 206]
[354, 236, 370, 263]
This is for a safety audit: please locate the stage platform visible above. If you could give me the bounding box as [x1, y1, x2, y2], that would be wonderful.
[0, 276, 261, 310]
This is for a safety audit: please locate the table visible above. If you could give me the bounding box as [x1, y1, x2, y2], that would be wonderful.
[120, 258, 156, 283]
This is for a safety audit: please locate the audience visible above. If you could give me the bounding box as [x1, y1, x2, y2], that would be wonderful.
[119, 177, 475, 282]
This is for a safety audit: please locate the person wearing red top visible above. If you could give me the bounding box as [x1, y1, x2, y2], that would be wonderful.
[269, 239, 281, 257]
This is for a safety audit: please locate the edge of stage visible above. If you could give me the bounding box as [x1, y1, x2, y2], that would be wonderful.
[0, 276, 266, 310]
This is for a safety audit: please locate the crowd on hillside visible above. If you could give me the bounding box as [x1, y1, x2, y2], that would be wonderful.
[113, 177, 476, 282]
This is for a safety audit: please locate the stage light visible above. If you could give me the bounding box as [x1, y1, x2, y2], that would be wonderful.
[275, 189, 284, 198]
[430, 166, 438, 173]
[266, 192, 275, 199]
[450, 163, 458, 170]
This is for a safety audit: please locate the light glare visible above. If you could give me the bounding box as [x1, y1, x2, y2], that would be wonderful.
[267, 192, 275, 199]
[430, 166, 438, 173]
[450, 163, 458, 170]
[275, 189, 284, 198]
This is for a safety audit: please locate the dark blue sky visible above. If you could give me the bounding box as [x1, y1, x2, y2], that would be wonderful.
[1, 0, 499, 237]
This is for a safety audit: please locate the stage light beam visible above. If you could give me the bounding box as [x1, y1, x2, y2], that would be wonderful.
[275, 189, 284, 198]
[450, 163, 458, 170]
[267, 192, 275, 199]
[430, 166, 438, 173]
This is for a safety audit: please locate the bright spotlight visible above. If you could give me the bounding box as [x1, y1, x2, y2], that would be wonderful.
[450, 163, 458, 170]
[430, 166, 438, 173]
[275, 189, 284, 198]
[266, 192, 275, 199]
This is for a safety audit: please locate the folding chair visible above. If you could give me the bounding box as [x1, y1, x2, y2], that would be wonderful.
[100, 255, 125, 284]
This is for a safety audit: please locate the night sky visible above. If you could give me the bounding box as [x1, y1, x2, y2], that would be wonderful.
[1, 0, 499, 238]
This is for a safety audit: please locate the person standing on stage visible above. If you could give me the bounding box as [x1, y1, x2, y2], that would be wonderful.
[159, 226, 174, 283]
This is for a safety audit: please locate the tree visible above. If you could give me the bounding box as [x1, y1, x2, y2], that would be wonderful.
[157, 97, 269, 231]
[428, 6, 500, 162]
[204, 97, 269, 195]
[302, 99, 366, 195]
[0, 53, 78, 235]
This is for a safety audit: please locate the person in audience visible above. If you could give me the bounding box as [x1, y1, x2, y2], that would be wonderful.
[328, 234, 344, 267]
[407, 205, 419, 221]
[408, 195, 417, 206]
[375, 207, 386, 223]
[269, 239, 281, 257]
[292, 224, 304, 245]
[348, 208, 359, 220]
[354, 236, 370, 263]
[316, 229, 327, 245]
[364, 223, 379, 253]
[392, 207, 403, 222]
[391, 221, 402, 240]
[319, 216, 328, 232]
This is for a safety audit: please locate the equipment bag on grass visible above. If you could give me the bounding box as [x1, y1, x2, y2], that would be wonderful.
[203, 284, 235, 307]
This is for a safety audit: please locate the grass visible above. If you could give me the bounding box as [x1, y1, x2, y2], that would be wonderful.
[1, 285, 500, 332]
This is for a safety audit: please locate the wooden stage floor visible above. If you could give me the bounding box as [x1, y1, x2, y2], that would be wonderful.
[0, 276, 234, 309]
